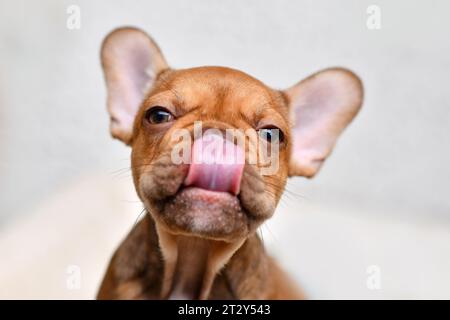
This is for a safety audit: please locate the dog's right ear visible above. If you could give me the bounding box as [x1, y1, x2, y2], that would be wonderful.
[101, 27, 168, 144]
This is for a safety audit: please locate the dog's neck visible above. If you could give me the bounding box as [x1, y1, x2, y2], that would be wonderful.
[155, 224, 245, 300]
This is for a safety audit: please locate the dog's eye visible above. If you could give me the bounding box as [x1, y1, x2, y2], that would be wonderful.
[258, 127, 284, 144]
[145, 107, 174, 124]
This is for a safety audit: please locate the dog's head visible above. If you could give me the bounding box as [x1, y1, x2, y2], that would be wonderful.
[101, 27, 363, 243]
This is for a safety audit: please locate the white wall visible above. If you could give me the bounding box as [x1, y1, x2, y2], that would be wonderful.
[0, 0, 449, 299]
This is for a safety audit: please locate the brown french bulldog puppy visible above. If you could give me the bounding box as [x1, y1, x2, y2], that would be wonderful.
[97, 27, 363, 300]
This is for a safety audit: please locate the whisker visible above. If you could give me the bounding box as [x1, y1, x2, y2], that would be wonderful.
[261, 222, 278, 245]
[133, 207, 147, 227]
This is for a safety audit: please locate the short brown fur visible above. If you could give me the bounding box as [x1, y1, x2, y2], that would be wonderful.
[97, 27, 363, 300]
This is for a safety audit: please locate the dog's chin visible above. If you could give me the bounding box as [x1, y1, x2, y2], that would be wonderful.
[151, 187, 251, 242]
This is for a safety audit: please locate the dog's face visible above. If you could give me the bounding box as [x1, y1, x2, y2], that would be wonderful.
[101, 28, 363, 243]
[130, 67, 290, 241]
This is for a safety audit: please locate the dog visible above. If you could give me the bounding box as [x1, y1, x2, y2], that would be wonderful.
[96, 27, 363, 300]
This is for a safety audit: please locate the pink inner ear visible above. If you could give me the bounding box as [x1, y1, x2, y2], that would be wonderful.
[101, 28, 168, 143]
[287, 69, 363, 177]
[108, 46, 152, 131]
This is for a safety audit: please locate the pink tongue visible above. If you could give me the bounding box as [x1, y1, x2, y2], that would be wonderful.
[184, 133, 245, 195]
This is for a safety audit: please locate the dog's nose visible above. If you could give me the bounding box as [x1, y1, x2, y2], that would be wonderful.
[184, 132, 245, 195]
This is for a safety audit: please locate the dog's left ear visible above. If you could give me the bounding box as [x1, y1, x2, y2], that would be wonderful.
[284, 68, 363, 177]
[101, 27, 169, 144]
